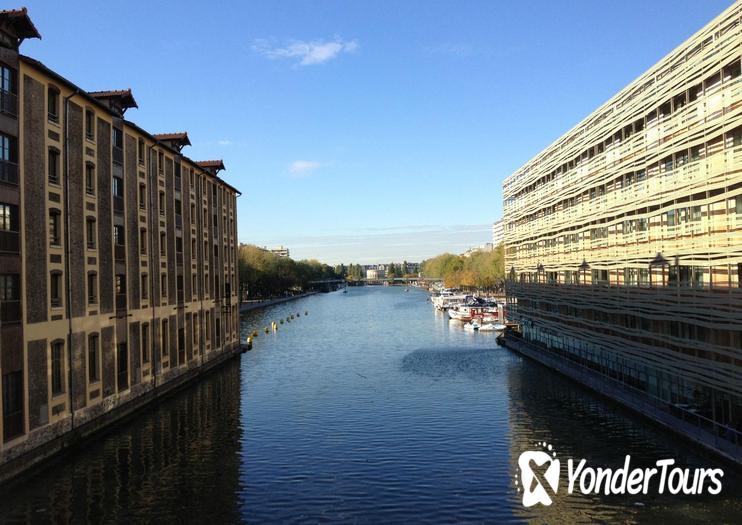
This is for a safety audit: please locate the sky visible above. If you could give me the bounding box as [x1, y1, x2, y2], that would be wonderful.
[19, 0, 734, 264]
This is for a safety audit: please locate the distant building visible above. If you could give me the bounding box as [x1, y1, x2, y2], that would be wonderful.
[492, 220, 503, 246]
[270, 246, 289, 257]
[462, 243, 494, 257]
[366, 268, 386, 280]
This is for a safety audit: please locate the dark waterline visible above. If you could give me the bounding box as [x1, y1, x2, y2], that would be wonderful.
[0, 287, 739, 523]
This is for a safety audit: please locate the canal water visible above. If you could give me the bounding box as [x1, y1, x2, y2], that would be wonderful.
[0, 286, 739, 523]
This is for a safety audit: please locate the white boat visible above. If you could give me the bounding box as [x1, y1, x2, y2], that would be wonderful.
[464, 320, 506, 332]
[478, 323, 507, 332]
[431, 292, 471, 311]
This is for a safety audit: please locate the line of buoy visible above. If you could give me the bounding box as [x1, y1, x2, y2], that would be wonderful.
[244, 310, 309, 352]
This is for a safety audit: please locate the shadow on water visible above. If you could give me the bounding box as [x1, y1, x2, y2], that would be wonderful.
[400, 348, 501, 382]
[0, 360, 244, 524]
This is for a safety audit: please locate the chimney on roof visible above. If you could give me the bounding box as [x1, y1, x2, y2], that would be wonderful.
[153, 132, 191, 152]
[0, 8, 41, 50]
[89, 89, 138, 117]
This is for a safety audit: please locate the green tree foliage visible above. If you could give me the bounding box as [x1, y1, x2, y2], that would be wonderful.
[346, 264, 365, 281]
[238, 244, 340, 298]
[420, 244, 505, 290]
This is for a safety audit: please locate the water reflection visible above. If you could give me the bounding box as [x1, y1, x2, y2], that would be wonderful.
[0, 287, 739, 524]
[0, 360, 243, 524]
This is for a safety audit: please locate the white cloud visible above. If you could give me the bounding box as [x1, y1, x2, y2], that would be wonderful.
[289, 160, 322, 177]
[217, 139, 233, 146]
[253, 38, 358, 66]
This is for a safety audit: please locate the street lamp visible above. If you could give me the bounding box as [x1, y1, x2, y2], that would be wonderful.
[578, 259, 590, 285]
[649, 252, 669, 287]
[537, 263, 545, 284]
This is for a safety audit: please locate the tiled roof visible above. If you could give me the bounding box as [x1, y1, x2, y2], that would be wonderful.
[196, 160, 226, 170]
[152, 131, 191, 144]
[0, 7, 41, 40]
[89, 89, 138, 109]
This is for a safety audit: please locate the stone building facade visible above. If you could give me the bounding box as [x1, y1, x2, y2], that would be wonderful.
[0, 8, 241, 479]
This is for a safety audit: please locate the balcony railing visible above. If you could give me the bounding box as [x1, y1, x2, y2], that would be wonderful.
[0, 160, 18, 186]
[0, 90, 17, 116]
[0, 230, 19, 253]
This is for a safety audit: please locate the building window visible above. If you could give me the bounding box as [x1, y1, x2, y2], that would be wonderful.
[177, 275, 184, 302]
[0, 273, 20, 323]
[85, 108, 95, 141]
[137, 138, 144, 165]
[87, 272, 97, 304]
[191, 237, 196, 258]
[47, 85, 59, 123]
[215, 318, 221, 347]
[48, 148, 60, 184]
[86, 217, 96, 249]
[0, 64, 17, 117]
[117, 342, 128, 391]
[85, 163, 95, 195]
[161, 274, 167, 297]
[139, 183, 146, 209]
[112, 127, 123, 149]
[113, 224, 125, 246]
[142, 323, 150, 363]
[161, 319, 169, 357]
[160, 232, 166, 256]
[0, 202, 18, 231]
[2, 370, 24, 441]
[176, 237, 183, 253]
[51, 340, 64, 396]
[158, 152, 164, 174]
[0, 132, 18, 185]
[112, 176, 124, 198]
[50, 271, 62, 308]
[88, 334, 100, 383]
[115, 274, 126, 295]
[159, 191, 165, 216]
[192, 274, 197, 295]
[140, 228, 147, 255]
[49, 209, 61, 246]
[141, 273, 149, 300]
[193, 313, 199, 345]
[205, 311, 210, 342]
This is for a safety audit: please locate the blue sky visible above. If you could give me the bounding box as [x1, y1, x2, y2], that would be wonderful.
[20, 0, 733, 264]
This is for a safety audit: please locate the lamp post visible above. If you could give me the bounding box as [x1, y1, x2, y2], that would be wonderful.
[537, 263, 544, 284]
[578, 259, 590, 285]
[649, 252, 669, 287]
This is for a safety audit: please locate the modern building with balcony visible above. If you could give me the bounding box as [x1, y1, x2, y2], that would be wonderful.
[502, 3, 741, 463]
[0, 8, 241, 480]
